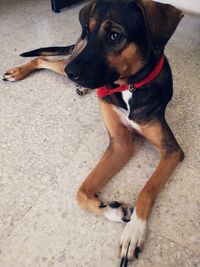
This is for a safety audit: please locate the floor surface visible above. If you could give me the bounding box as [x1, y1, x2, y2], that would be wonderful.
[0, 1, 200, 266]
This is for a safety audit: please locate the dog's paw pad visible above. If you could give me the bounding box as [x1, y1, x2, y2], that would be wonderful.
[104, 201, 134, 223]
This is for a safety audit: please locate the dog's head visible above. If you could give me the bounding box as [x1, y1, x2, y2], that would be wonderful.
[66, 0, 183, 89]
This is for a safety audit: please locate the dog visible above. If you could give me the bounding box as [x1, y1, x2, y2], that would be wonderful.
[3, 0, 184, 266]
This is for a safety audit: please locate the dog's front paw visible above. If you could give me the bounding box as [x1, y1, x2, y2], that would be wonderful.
[100, 201, 134, 223]
[119, 210, 147, 266]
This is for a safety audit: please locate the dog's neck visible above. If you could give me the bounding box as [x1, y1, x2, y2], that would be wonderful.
[128, 52, 159, 84]
[106, 51, 163, 89]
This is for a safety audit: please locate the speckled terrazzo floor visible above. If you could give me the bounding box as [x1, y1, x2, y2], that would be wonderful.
[0, 1, 200, 267]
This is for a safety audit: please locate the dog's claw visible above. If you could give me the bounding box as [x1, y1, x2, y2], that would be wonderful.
[109, 201, 122, 208]
[134, 247, 141, 259]
[99, 202, 107, 208]
[120, 246, 141, 266]
[124, 257, 129, 267]
[120, 255, 129, 267]
[120, 257, 125, 267]
[120, 241, 130, 267]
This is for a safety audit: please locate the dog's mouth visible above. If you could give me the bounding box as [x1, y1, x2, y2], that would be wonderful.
[73, 78, 103, 89]
[65, 63, 119, 89]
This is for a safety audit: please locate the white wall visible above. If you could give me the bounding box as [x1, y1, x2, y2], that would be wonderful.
[156, 0, 200, 14]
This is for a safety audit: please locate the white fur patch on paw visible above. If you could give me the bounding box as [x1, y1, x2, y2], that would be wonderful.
[104, 202, 133, 223]
[3, 73, 16, 82]
[120, 210, 147, 263]
[104, 205, 124, 222]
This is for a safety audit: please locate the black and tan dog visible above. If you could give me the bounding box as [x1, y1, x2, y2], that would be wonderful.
[3, 0, 184, 266]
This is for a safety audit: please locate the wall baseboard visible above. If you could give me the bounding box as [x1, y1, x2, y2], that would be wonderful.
[156, 0, 200, 14]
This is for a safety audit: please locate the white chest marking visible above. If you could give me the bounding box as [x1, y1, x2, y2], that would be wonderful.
[112, 91, 141, 133]
[122, 90, 132, 112]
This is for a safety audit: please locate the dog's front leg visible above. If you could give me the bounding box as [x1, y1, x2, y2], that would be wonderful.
[120, 119, 184, 265]
[77, 100, 134, 222]
[3, 57, 88, 95]
[3, 57, 69, 82]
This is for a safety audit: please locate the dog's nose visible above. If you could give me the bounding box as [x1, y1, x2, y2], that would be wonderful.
[67, 70, 80, 80]
[65, 66, 81, 81]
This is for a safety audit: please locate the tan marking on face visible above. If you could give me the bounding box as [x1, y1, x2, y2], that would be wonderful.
[71, 38, 87, 59]
[107, 43, 143, 78]
[89, 19, 97, 32]
[99, 20, 108, 34]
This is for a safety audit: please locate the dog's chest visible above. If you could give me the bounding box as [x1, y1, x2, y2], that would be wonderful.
[112, 91, 141, 132]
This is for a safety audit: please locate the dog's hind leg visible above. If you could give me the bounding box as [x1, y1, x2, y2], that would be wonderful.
[77, 100, 135, 223]
[3, 57, 69, 82]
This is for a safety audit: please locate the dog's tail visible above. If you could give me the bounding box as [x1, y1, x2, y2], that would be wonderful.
[20, 45, 75, 57]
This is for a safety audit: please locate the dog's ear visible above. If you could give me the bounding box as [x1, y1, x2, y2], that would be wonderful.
[79, 1, 96, 27]
[137, 0, 184, 50]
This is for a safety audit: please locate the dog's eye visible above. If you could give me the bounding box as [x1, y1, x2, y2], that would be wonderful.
[109, 32, 123, 43]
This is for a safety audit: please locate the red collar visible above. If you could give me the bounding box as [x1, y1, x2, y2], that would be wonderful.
[97, 55, 164, 98]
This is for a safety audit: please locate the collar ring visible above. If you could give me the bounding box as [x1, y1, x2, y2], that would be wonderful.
[128, 84, 136, 93]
